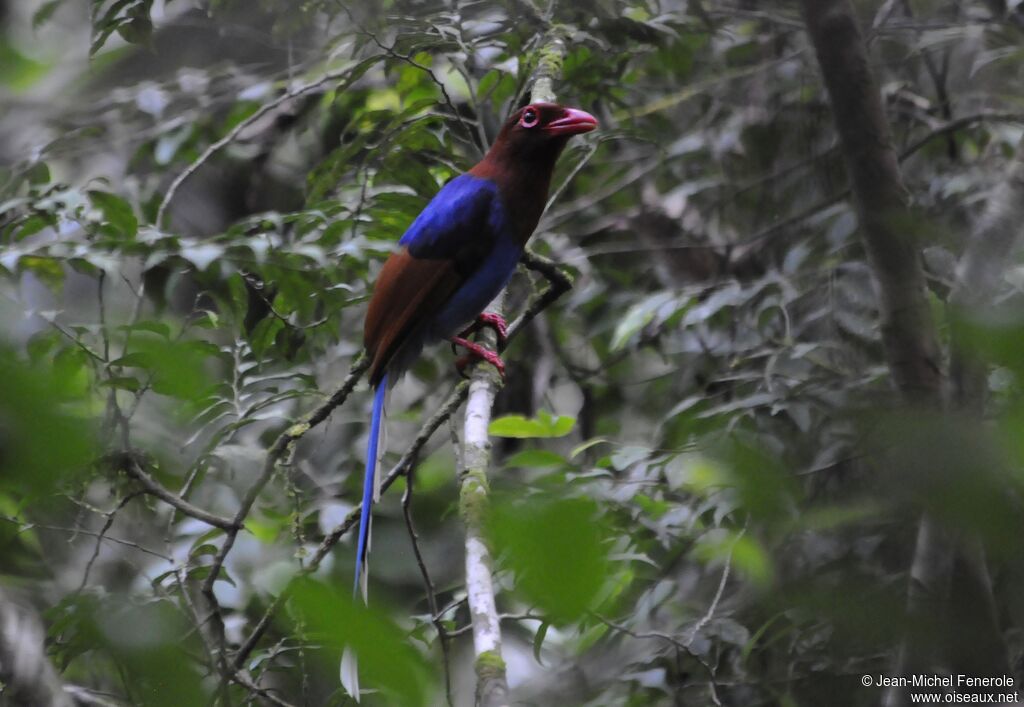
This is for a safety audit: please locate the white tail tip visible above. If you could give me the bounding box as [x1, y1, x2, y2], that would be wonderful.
[340, 646, 360, 702]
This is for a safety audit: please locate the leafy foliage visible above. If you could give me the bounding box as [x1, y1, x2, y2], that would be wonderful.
[2, 0, 1024, 705]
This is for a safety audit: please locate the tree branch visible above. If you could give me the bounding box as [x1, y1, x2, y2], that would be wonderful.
[800, 0, 942, 399]
[118, 456, 238, 531]
[231, 249, 577, 677]
[458, 30, 570, 707]
[592, 613, 722, 707]
[402, 462, 454, 707]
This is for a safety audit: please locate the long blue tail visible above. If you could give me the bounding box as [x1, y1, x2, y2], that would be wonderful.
[354, 373, 387, 599]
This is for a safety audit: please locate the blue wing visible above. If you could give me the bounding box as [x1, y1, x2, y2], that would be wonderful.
[400, 174, 500, 260]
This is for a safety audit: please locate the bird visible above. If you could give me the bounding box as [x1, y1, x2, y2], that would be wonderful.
[353, 102, 598, 599]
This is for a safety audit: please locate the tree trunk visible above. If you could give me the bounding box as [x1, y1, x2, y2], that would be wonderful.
[800, 0, 942, 402]
[797, 3, 1006, 704]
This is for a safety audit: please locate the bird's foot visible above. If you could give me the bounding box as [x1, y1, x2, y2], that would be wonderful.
[475, 312, 509, 349]
[455, 312, 509, 350]
[450, 337, 506, 380]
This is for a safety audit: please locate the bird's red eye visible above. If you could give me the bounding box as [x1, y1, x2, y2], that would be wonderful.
[520, 108, 539, 128]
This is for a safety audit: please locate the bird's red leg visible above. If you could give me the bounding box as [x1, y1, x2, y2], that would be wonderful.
[455, 312, 508, 348]
[450, 312, 509, 356]
[473, 312, 508, 349]
[450, 336, 506, 380]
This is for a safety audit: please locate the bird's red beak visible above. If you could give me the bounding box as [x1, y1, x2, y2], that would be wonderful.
[544, 107, 598, 137]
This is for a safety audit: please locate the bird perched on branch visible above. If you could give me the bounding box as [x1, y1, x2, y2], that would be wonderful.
[353, 102, 597, 598]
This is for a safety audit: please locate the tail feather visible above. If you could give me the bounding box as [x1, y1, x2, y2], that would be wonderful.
[354, 373, 388, 600]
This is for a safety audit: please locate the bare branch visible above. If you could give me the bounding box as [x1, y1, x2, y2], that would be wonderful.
[401, 462, 454, 707]
[117, 456, 238, 531]
[0, 513, 170, 562]
[593, 613, 722, 707]
[684, 522, 745, 648]
[77, 491, 145, 591]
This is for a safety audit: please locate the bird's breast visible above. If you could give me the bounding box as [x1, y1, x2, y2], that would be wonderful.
[429, 235, 522, 340]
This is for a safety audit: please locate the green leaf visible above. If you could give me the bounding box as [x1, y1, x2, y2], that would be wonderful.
[610, 445, 649, 471]
[32, 0, 66, 29]
[180, 242, 224, 271]
[505, 449, 567, 468]
[121, 321, 172, 339]
[89, 597, 208, 706]
[112, 338, 216, 401]
[89, 190, 138, 238]
[282, 577, 434, 705]
[570, 437, 609, 459]
[609, 292, 680, 351]
[13, 215, 50, 242]
[0, 40, 50, 92]
[489, 411, 575, 439]
[245, 516, 283, 544]
[20, 256, 64, 289]
[117, 5, 153, 46]
[0, 346, 96, 497]
[100, 375, 141, 391]
[27, 162, 50, 185]
[490, 497, 609, 623]
[695, 530, 772, 587]
[533, 620, 550, 665]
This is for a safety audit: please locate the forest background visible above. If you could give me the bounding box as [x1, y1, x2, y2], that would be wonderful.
[2, 0, 1024, 705]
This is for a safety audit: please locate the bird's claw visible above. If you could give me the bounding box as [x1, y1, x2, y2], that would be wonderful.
[450, 336, 506, 380]
[474, 312, 509, 349]
[451, 312, 509, 354]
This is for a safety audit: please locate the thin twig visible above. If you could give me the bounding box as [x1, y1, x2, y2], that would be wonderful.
[401, 460, 454, 707]
[118, 456, 237, 531]
[544, 142, 600, 212]
[76, 491, 145, 592]
[509, 250, 574, 338]
[307, 380, 470, 568]
[156, 61, 373, 228]
[232, 670, 298, 707]
[335, 1, 481, 156]
[685, 523, 746, 649]
[447, 613, 545, 637]
[0, 513, 170, 562]
[593, 613, 723, 707]
[898, 111, 1024, 162]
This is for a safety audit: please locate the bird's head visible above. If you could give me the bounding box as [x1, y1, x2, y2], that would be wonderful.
[491, 102, 598, 162]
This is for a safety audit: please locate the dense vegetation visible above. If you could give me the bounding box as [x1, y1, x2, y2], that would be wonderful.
[2, 1, 1024, 705]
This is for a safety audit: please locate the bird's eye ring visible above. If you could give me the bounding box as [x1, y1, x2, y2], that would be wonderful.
[520, 108, 539, 128]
